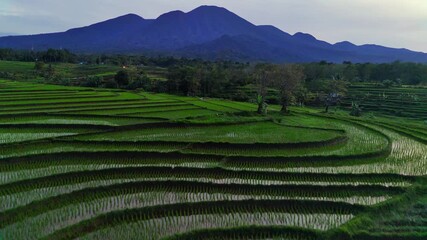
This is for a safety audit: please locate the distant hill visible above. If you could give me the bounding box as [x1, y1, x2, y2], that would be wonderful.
[1, 5, 427, 63]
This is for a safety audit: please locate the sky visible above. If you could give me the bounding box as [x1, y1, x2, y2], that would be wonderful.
[1, 0, 426, 52]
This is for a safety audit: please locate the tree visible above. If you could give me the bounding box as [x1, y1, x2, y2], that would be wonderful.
[127, 74, 151, 90]
[104, 79, 118, 88]
[343, 64, 358, 82]
[273, 64, 305, 113]
[188, 68, 202, 96]
[253, 64, 274, 114]
[323, 78, 348, 113]
[166, 66, 200, 96]
[34, 61, 45, 72]
[294, 85, 309, 107]
[43, 64, 55, 81]
[114, 70, 130, 87]
[81, 76, 102, 88]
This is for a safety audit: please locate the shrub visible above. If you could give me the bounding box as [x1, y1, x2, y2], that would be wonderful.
[382, 79, 393, 88]
[81, 76, 103, 87]
[103, 79, 118, 88]
[114, 70, 130, 87]
[127, 74, 151, 90]
[350, 102, 362, 117]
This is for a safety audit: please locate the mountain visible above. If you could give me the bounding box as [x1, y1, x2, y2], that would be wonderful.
[0, 32, 17, 37]
[0, 14, 151, 52]
[137, 6, 258, 49]
[0, 5, 426, 63]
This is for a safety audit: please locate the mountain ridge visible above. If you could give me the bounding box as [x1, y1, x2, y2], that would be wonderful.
[0, 5, 426, 63]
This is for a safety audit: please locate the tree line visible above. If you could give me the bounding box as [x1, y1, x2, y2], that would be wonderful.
[1, 48, 426, 114]
[163, 62, 349, 114]
[1, 48, 427, 85]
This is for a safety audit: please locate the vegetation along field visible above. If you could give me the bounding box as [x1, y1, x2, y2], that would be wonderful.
[0, 78, 425, 240]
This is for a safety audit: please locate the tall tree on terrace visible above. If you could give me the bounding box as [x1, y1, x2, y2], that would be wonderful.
[187, 67, 201, 96]
[323, 76, 348, 113]
[253, 64, 275, 114]
[114, 70, 130, 87]
[273, 64, 306, 113]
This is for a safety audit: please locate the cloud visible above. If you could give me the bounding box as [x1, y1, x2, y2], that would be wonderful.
[0, 0, 426, 52]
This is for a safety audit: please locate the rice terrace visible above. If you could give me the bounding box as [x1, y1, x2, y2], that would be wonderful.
[0, 1, 427, 240]
[0, 78, 425, 239]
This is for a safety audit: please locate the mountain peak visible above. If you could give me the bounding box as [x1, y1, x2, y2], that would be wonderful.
[293, 32, 317, 41]
[334, 41, 357, 49]
[156, 6, 233, 21]
[336, 41, 354, 45]
[188, 5, 241, 19]
[156, 10, 185, 20]
[95, 13, 144, 24]
[117, 13, 144, 20]
[191, 5, 228, 12]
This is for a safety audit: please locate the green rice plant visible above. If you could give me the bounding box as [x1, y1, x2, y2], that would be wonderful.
[0, 92, 144, 111]
[0, 126, 94, 145]
[164, 225, 321, 240]
[202, 99, 257, 112]
[128, 109, 221, 119]
[77, 106, 203, 116]
[0, 92, 93, 101]
[0, 101, 182, 115]
[177, 113, 269, 125]
[0, 191, 365, 239]
[0, 152, 222, 184]
[0, 180, 394, 213]
[75, 122, 343, 144]
[184, 100, 242, 112]
[182, 137, 347, 157]
[243, 121, 426, 176]
[0, 140, 183, 159]
[0, 133, 75, 144]
[0, 99, 167, 112]
[278, 114, 390, 157]
[0, 162, 218, 185]
[0, 176, 401, 212]
[81, 213, 353, 240]
[0, 166, 412, 211]
[41, 199, 364, 240]
[55, 102, 190, 115]
[364, 120, 427, 144]
[0, 181, 381, 220]
[0, 92, 118, 107]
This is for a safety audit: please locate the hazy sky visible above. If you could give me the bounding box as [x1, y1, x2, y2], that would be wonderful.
[1, 0, 426, 52]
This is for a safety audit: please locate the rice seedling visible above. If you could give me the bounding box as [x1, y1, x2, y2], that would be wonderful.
[128, 109, 221, 119]
[76, 122, 343, 144]
[0, 132, 76, 144]
[81, 213, 353, 240]
[259, 123, 427, 176]
[0, 178, 398, 211]
[41, 199, 362, 240]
